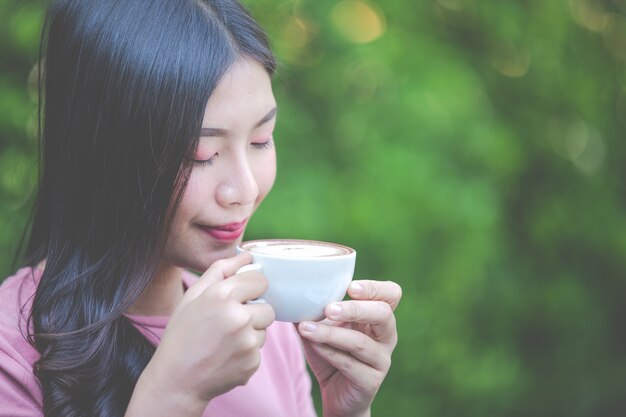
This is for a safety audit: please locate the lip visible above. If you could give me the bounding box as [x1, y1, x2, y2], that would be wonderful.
[199, 219, 248, 242]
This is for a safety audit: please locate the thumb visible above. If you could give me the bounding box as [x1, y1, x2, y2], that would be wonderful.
[184, 252, 253, 301]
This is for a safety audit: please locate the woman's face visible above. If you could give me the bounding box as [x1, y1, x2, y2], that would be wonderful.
[163, 58, 277, 273]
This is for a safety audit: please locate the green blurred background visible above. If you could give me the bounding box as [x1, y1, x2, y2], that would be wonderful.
[2, 0, 626, 415]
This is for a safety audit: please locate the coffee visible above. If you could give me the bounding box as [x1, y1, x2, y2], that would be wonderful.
[236, 239, 356, 322]
[240, 240, 352, 258]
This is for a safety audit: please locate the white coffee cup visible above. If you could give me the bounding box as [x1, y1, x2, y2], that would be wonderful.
[236, 239, 356, 322]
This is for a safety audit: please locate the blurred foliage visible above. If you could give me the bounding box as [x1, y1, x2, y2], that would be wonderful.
[2, 0, 626, 416]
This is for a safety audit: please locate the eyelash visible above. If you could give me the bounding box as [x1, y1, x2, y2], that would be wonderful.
[193, 140, 274, 167]
[252, 140, 274, 150]
[193, 156, 217, 167]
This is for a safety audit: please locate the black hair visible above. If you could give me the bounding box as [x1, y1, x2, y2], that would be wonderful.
[24, 0, 275, 415]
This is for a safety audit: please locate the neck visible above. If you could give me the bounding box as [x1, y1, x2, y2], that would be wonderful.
[127, 265, 185, 316]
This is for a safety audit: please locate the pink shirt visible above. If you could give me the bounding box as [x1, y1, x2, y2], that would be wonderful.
[0, 267, 317, 417]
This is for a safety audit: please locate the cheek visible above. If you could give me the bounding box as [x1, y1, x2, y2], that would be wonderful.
[176, 169, 212, 219]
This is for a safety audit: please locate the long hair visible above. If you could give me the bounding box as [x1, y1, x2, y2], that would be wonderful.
[23, 0, 275, 415]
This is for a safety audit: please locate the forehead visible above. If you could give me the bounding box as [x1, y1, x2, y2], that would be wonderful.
[202, 58, 275, 128]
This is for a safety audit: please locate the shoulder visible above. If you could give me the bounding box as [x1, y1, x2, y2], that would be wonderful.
[0, 267, 40, 329]
[0, 267, 41, 366]
[0, 267, 43, 412]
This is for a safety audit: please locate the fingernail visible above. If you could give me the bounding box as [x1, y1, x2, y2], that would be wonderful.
[328, 304, 342, 317]
[350, 282, 363, 295]
[300, 322, 317, 333]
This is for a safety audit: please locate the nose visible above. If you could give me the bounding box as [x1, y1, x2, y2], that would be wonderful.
[215, 153, 259, 207]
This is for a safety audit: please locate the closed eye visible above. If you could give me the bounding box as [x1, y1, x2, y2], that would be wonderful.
[193, 153, 219, 166]
[252, 140, 274, 150]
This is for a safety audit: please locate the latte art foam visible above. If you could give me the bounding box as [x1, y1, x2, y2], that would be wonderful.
[242, 240, 352, 257]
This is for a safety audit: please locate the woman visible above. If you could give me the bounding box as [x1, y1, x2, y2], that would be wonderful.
[0, 0, 402, 416]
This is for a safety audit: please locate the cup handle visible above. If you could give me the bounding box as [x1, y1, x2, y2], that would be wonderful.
[235, 263, 267, 304]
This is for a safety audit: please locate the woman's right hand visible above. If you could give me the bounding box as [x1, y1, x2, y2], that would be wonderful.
[130, 253, 275, 415]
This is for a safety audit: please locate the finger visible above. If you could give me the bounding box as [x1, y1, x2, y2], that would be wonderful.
[347, 280, 402, 310]
[325, 300, 397, 345]
[219, 272, 269, 303]
[245, 302, 275, 330]
[326, 300, 392, 325]
[298, 321, 391, 372]
[256, 329, 267, 349]
[305, 340, 385, 394]
[186, 253, 252, 300]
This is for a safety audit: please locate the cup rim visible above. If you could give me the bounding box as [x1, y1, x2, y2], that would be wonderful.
[238, 239, 356, 260]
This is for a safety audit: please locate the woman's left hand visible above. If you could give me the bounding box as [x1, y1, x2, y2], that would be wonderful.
[297, 280, 402, 417]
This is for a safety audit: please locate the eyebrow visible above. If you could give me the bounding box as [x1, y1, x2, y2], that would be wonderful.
[200, 107, 277, 137]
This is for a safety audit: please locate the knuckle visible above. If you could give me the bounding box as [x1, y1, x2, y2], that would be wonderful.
[241, 370, 254, 385]
[364, 372, 382, 393]
[232, 334, 256, 359]
[241, 333, 258, 352]
[258, 330, 267, 348]
[341, 301, 362, 320]
[353, 333, 370, 355]
[251, 352, 262, 372]
[367, 281, 380, 300]
[228, 309, 251, 332]
[381, 355, 392, 372]
[377, 301, 393, 320]
[252, 353, 261, 371]
[237, 312, 253, 330]
[350, 302, 362, 320]
[214, 282, 234, 301]
[389, 338, 398, 352]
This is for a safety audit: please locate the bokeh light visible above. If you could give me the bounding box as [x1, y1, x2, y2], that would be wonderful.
[330, 1, 386, 44]
[275, 13, 320, 66]
[569, 0, 608, 32]
[489, 39, 532, 78]
[548, 118, 606, 175]
[283, 16, 313, 48]
[602, 13, 626, 61]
